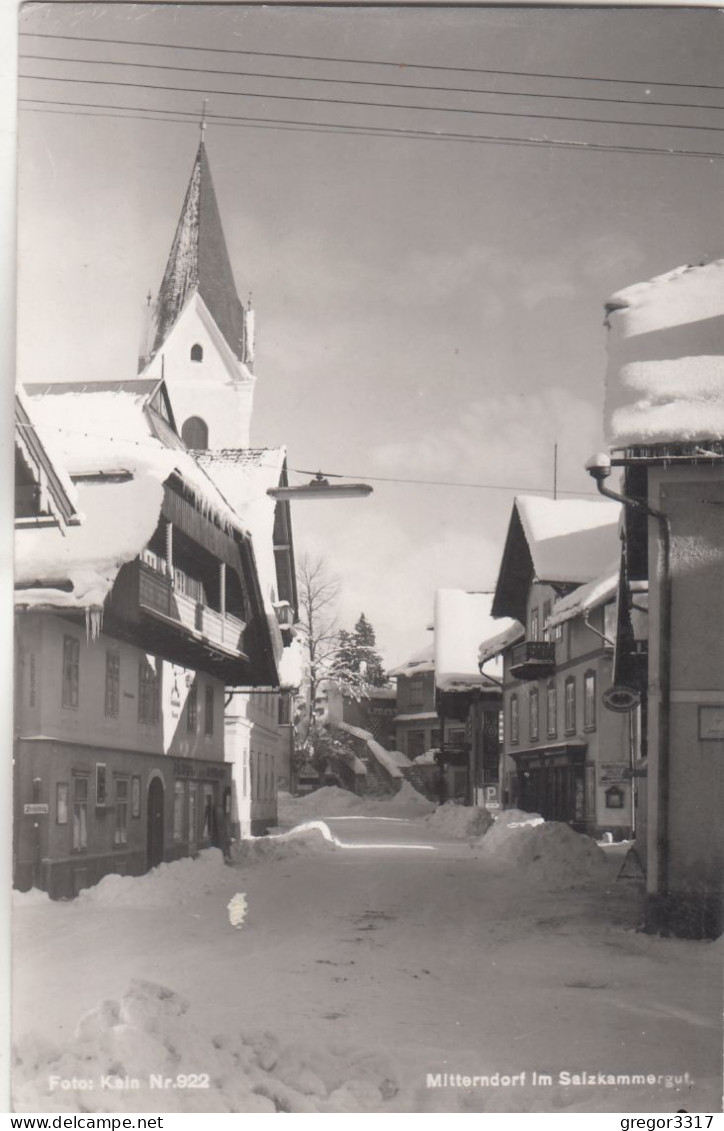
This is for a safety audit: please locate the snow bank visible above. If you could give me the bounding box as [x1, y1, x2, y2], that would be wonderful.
[472, 813, 608, 887]
[277, 782, 435, 823]
[13, 980, 403, 1113]
[78, 848, 230, 909]
[604, 259, 724, 447]
[233, 822, 340, 858]
[423, 803, 494, 839]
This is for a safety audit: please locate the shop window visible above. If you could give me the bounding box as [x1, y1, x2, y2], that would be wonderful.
[95, 763, 107, 807]
[105, 651, 120, 718]
[529, 687, 539, 742]
[202, 784, 215, 840]
[173, 781, 186, 840]
[205, 685, 215, 736]
[56, 782, 69, 825]
[584, 671, 596, 731]
[62, 635, 80, 709]
[547, 682, 557, 738]
[190, 343, 203, 363]
[114, 779, 129, 845]
[188, 784, 198, 843]
[565, 676, 576, 734]
[187, 683, 198, 733]
[72, 776, 88, 851]
[138, 657, 159, 724]
[509, 694, 519, 745]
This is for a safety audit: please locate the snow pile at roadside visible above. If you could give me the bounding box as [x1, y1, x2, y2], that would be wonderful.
[77, 849, 230, 909]
[13, 980, 404, 1114]
[376, 780, 435, 816]
[233, 821, 339, 860]
[277, 787, 365, 822]
[423, 803, 494, 839]
[472, 812, 608, 886]
[12, 887, 52, 907]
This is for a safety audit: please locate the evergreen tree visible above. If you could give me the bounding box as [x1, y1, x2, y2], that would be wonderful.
[330, 613, 389, 697]
[352, 613, 388, 687]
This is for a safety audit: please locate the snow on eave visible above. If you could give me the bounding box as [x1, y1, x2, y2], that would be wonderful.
[515, 495, 621, 585]
[478, 621, 525, 666]
[15, 387, 80, 523]
[547, 566, 619, 629]
[434, 589, 511, 691]
[388, 643, 435, 678]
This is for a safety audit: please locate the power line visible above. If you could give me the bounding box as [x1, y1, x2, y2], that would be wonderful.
[19, 99, 724, 160]
[20, 31, 724, 92]
[20, 72, 724, 134]
[19, 52, 724, 113]
[288, 466, 600, 496]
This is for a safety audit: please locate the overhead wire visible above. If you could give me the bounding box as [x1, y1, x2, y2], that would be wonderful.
[18, 72, 724, 133]
[18, 99, 724, 160]
[19, 31, 724, 92]
[19, 52, 724, 112]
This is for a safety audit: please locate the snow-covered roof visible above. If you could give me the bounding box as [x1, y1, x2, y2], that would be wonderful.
[604, 259, 724, 448]
[388, 642, 435, 678]
[195, 448, 286, 610]
[434, 590, 510, 691]
[478, 621, 525, 666]
[16, 383, 251, 612]
[15, 387, 80, 530]
[278, 638, 305, 691]
[547, 565, 619, 628]
[516, 496, 621, 584]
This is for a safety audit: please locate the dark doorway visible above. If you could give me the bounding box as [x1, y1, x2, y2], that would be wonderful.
[146, 777, 165, 870]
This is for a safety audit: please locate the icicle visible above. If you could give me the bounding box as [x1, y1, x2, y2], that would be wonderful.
[85, 607, 103, 642]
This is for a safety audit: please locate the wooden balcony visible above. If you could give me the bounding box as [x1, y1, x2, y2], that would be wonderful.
[510, 640, 556, 681]
[138, 562, 245, 657]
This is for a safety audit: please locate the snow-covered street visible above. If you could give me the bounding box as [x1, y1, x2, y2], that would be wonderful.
[12, 792, 722, 1113]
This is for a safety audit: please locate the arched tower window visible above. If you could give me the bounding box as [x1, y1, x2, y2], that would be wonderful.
[190, 343, 203, 363]
[182, 416, 209, 450]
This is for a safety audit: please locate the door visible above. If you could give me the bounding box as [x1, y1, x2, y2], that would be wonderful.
[146, 777, 165, 870]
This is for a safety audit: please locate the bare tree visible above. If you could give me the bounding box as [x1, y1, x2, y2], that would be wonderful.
[295, 554, 340, 746]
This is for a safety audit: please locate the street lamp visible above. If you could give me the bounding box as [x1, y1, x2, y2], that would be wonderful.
[267, 472, 373, 501]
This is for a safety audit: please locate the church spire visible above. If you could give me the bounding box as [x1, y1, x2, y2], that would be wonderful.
[149, 133, 249, 366]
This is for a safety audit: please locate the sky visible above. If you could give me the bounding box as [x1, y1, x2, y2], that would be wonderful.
[12, 2, 724, 666]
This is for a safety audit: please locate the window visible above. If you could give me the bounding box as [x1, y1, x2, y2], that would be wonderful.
[131, 776, 141, 819]
[277, 694, 291, 726]
[529, 687, 539, 742]
[181, 416, 209, 450]
[105, 651, 120, 717]
[201, 785, 215, 840]
[29, 654, 36, 707]
[173, 781, 186, 840]
[554, 621, 563, 643]
[509, 694, 519, 745]
[205, 685, 215, 735]
[187, 684, 198, 733]
[407, 730, 426, 759]
[95, 763, 107, 807]
[584, 671, 596, 730]
[114, 779, 129, 845]
[529, 607, 539, 642]
[188, 785, 198, 843]
[547, 682, 557, 738]
[72, 776, 88, 851]
[448, 728, 466, 747]
[542, 600, 552, 642]
[190, 343, 203, 362]
[565, 677, 576, 734]
[62, 635, 80, 708]
[56, 782, 69, 825]
[409, 675, 424, 708]
[431, 729, 441, 749]
[138, 658, 159, 724]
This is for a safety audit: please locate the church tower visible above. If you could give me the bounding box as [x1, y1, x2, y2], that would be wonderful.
[139, 132, 256, 449]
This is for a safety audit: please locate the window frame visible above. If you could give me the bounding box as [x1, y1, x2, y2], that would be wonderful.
[546, 681, 557, 738]
[72, 774, 89, 852]
[584, 670, 597, 731]
[95, 762, 108, 807]
[409, 674, 424, 709]
[173, 780, 186, 841]
[104, 650, 120, 718]
[114, 778, 129, 846]
[204, 685, 215, 736]
[529, 607, 539, 642]
[190, 343, 203, 363]
[529, 686, 540, 742]
[56, 781, 69, 825]
[509, 693, 519, 745]
[138, 658, 160, 725]
[564, 676, 577, 734]
[186, 683, 198, 733]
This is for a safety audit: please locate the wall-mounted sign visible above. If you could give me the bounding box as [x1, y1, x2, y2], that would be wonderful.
[24, 803, 49, 815]
[699, 705, 724, 741]
[600, 762, 629, 783]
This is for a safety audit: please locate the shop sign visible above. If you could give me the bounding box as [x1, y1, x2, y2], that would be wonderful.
[173, 759, 227, 781]
[599, 762, 629, 783]
[24, 803, 49, 815]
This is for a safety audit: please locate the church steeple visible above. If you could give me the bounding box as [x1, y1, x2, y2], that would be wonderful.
[150, 137, 251, 367]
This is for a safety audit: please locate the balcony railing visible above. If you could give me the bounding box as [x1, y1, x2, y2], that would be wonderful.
[138, 561, 245, 656]
[510, 640, 556, 681]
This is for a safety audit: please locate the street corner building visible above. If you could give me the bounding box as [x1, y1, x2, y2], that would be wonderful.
[600, 258, 724, 938]
[13, 133, 301, 897]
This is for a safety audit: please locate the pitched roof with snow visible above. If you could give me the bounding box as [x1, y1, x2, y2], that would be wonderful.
[150, 140, 248, 364]
[388, 642, 435, 678]
[491, 496, 621, 623]
[16, 383, 251, 611]
[547, 565, 619, 628]
[478, 621, 525, 666]
[604, 259, 724, 448]
[434, 590, 510, 691]
[15, 387, 80, 531]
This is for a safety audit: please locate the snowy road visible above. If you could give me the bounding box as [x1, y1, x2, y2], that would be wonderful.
[12, 803, 723, 1113]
